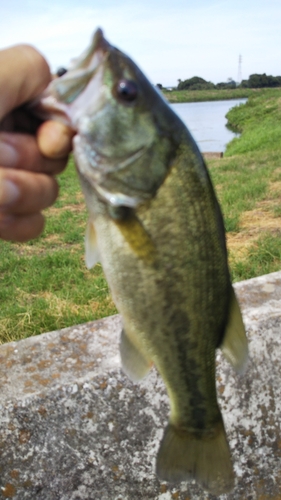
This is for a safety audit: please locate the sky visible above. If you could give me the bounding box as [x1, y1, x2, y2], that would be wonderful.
[1, 0, 281, 87]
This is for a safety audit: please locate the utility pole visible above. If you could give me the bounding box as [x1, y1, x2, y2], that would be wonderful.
[237, 55, 242, 84]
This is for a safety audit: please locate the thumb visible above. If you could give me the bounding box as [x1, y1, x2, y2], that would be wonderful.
[0, 45, 51, 121]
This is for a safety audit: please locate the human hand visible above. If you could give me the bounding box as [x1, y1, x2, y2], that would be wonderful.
[0, 44, 74, 242]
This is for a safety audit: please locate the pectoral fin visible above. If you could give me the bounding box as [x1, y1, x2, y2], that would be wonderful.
[85, 218, 100, 269]
[120, 329, 152, 382]
[221, 287, 248, 373]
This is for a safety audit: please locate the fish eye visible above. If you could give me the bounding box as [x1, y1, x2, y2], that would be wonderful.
[115, 79, 138, 102]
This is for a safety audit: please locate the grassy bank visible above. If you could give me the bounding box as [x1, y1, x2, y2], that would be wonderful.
[0, 88, 281, 342]
[163, 87, 255, 103]
[208, 87, 281, 281]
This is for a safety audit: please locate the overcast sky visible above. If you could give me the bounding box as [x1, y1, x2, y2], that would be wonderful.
[1, 0, 280, 87]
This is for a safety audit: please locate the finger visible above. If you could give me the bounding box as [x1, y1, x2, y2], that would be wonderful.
[0, 213, 45, 242]
[37, 120, 74, 159]
[0, 132, 68, 174]
[0, 45, 50, 121]
[0, 169, 59, 215]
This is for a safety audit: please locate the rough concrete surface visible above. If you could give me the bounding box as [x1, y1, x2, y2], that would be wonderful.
[202, 152, 223, 159]
[1, 272, 281, 499]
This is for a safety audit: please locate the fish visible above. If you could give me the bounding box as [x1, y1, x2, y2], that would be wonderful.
[36, 29, 248, 495]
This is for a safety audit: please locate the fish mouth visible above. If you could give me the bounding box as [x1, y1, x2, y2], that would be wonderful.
[89, 145, 146, 172]
[74, 134, 147, 174]
[74, 135, 149, 207]
[68, 28, 110, 73]
[31, 29, 111, 126]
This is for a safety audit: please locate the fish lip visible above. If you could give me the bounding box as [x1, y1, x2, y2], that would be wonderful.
[92, 28, 111, 53]
[29, 94, 74, 128]
[68, 28, 111, 71]
[31, 28, 111, 125]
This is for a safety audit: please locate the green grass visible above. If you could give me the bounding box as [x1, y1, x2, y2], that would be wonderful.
[162, 87, 256, 103]
[0, 160, 117, 344]
[210, 152, 274, 232]
[1, 87, 281, 343]
[230, 233, 281, 282]
[225, 88, 281, 155]
[207, 87, 281, 281]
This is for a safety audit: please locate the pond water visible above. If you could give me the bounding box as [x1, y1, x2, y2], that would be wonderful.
[171, 99, 247, 153]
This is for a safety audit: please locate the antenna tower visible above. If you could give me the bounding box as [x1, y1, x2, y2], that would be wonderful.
[237, 55, 242, 84]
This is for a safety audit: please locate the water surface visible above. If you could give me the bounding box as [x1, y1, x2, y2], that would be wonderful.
[171, 99, 247, 153]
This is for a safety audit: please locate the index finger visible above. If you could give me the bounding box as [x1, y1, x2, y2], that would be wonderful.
[0, 45, 51, 121]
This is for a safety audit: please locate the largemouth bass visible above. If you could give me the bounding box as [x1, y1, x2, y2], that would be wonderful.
[37, 29, 248, 495]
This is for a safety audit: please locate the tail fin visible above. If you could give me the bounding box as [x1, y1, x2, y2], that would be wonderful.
[156, 420, 234, 495]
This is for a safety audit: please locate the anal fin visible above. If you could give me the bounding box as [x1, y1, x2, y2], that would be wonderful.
[156, 420, 234, 495]
[120, 329, 152, 382]
[221, 286, 248, 373]
[85, 218, 100, 269]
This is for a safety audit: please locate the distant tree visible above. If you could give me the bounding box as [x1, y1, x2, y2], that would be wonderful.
[240, 79, 249, 88]
[216, 82, 226, 89]
[249, 74, 268, 88]
[156, 83, 162, 89]
[216, 80, 236, 89]
[189, 83, 216, 90]
[177, 76, 215, 90]
[247, 73, 281, 88]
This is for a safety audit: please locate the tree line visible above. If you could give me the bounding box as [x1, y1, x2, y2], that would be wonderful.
[156, 73, 281, 91]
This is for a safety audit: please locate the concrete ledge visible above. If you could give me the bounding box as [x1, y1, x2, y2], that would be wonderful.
[203, 152, 223, 159]
[1, 272, 281, 499]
